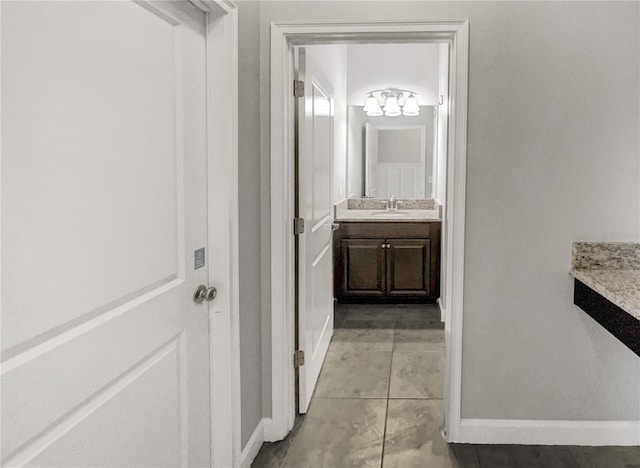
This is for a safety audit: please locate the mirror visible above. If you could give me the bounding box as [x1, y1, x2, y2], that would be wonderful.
[347, 106, 436, 199]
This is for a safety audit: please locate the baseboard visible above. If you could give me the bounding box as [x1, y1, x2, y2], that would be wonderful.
[458, 418, 640, 446]
[437, 299, 445, 323]
[262, 417, 282, 442]
[239, 419, 265, 468]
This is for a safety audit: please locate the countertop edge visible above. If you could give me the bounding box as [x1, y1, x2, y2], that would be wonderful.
[335, 209, 441, 222]
[334, 218, 442, 223]
[569, 268, 640, 320]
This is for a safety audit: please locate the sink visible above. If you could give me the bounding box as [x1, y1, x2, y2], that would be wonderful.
[371, 210, 410, 217]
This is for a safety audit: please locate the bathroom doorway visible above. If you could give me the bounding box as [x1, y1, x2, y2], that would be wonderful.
[294, 41, 449, 416]
[268, 20, 470, 444]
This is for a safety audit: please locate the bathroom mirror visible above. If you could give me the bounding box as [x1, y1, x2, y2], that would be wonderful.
[347, 106, 436, 199]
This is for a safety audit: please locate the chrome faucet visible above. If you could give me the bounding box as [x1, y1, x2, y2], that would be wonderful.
[385, 195, 397, 211]
[384, 195, 404, 211]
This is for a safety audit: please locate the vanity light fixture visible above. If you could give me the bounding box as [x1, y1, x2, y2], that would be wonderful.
[363, 88, 420, 117]
[363, 93, 383, 116]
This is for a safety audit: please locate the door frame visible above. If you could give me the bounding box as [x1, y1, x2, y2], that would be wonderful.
[192, 1, 242, 465]
[269, 20, 469, 442]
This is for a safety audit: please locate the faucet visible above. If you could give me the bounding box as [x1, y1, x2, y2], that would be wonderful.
[384, 195, 399, 211]
[384, 195, 404, 211]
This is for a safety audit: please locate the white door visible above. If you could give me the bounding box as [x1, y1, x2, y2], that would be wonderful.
[365, 123, 379, 197]
[2, 2, 213, 466]
[295, 48, 334, 413]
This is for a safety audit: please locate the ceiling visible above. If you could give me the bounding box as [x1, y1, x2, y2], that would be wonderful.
[347, 43, 441, 107]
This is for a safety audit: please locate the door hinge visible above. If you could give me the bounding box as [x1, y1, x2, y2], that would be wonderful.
[293, 350, 305, 368]
[294, 217, 305, 235]
[293, 80, 305, 98]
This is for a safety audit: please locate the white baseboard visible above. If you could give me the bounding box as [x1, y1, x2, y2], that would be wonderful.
[239, 419, 265, 468]
[458, 418, 640, 446]
[262, 417, 283, 442]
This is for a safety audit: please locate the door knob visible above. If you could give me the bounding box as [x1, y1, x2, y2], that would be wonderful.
[193, 285, 217, 304]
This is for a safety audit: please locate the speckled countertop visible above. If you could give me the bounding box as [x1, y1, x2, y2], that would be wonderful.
[569, 242, 640, 320]
[334, 198, 442, 223]
[336, 209, 441, 222]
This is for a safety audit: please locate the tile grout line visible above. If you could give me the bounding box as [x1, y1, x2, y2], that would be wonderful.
[379, 314, 398, 468]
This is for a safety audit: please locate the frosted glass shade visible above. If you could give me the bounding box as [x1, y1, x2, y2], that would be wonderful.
[363, 94, 383, 116]
[402, 94, 420, 116]
[383, 96, 401, 116]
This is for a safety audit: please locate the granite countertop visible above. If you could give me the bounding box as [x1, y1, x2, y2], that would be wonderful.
[334, 198, 442, 223]
[335, 209, 441, 222]
[569, 242, 640, 320]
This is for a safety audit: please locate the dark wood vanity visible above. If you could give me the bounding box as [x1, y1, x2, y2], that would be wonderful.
[333, 221, 440, 303]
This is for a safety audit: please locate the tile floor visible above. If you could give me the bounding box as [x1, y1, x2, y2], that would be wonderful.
[252, 304, 640, 468]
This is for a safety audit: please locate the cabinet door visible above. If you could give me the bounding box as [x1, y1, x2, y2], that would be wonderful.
[341, 239, 386, 297]
[387, 239, 431, 297]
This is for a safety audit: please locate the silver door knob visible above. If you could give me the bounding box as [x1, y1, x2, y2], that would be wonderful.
[193, 285, 217, 304]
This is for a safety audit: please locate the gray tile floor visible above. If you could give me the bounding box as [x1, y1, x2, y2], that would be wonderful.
[252, 304, 640, 468]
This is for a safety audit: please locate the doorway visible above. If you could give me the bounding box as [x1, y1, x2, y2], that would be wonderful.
[268, 20, 469, 444]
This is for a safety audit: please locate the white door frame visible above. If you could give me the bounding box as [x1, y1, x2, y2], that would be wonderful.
[269, 20, 469, 442]
[193, 1, 242, 465]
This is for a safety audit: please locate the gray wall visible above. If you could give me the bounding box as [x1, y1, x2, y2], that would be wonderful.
[378, 128, 423, 164]
[237, 0, 263, 448]
[238, 0, 640, 449]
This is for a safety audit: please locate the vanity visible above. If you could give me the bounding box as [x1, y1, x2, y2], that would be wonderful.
[333, 198, 441, 303]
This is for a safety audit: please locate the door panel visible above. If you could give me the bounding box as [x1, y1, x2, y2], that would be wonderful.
[342, 239, 386, 296]
[1, 2, 211, 466]
[296, 48, 335, 413]
[27, 342, 183, 468]
[387, 239, 431, 297]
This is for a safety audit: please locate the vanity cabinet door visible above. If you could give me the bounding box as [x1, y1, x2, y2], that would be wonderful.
[386, 239, 431, 297]
[341, 239, 386, 297]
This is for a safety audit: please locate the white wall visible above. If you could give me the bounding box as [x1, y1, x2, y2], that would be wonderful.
[435, 43, 449, 311]
[347, 43, 440, 106]
[244, 1, 640, 447]
[305, 45, 349, 204]
[347, 106, 365, 198]
[435, 43, 449, 204]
